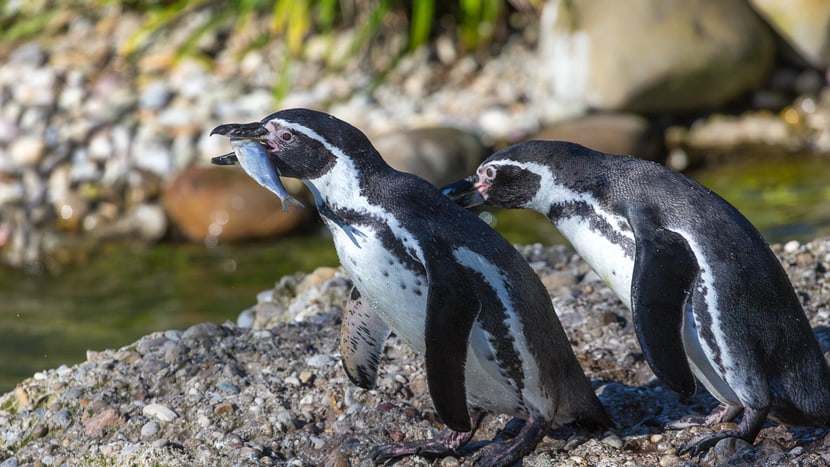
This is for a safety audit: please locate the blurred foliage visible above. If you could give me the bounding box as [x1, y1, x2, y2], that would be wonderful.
[0, 0, 539, 56]
[0, 0, 540, 102]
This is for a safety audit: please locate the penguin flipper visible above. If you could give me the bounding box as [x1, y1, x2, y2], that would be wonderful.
[340, 287, 391, 389]
[630, 213, 698, 396]
[424, 264, 480, 433]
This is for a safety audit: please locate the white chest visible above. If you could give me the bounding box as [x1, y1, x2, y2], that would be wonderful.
[555, 215, 635, 309]
[328, 221, 429, 352]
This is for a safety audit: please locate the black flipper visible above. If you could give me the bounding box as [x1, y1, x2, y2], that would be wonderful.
[424, 262, 480, 433]
[340, 287, 390, 389]
[629, 208, 698, 396]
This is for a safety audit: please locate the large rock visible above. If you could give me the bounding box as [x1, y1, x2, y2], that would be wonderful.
[750, 0, 830, 68]
[529, 113, 662, 160]
[535, 0, 775, 114]
[162, 165, 310, 244]
[372, 127, 486, 187]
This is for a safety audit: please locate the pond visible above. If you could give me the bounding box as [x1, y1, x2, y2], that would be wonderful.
[1, 155, 830, 392]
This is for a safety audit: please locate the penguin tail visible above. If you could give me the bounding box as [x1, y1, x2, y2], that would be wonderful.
[571, 395, 613, 431]
[576, 405, 613, 432]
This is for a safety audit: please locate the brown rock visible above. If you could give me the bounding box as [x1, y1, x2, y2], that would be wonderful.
[83, 408, 125, 436]
[162, 165, 310, 243]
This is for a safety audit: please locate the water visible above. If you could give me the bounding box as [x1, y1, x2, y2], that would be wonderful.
[1, 156, 830, 392]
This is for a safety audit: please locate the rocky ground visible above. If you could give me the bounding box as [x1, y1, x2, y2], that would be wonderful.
[3, 237, 830, 466]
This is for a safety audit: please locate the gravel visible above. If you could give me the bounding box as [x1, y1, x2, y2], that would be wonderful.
[2, 238, 830, 466]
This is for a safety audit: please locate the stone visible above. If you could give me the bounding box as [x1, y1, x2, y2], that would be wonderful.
[13, 68, 56, 107]
[143, 403, 178, 422]
[140, 80, 173, 110]
[51, 409, 72, 430]
[8, 42, 47, 66]
[183, 322, 229, 339]
[372, 127, 486, 187]
[140, 421, 160, 437]
[9, 135, 46, 167]
[535, 0, 775, 113]
[83, 408, 125, 436]
[750, 0, 830, 68]
[162, 165, 310, 244]
[86, 203, 167, 241]
[530, 113, 661, 160]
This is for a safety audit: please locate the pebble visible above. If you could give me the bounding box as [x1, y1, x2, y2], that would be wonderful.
[309, 436, 325, 449]
[785, 240, 801, 253]
[183, 322, 229, 340]
[216, 381, 240, 395]
[299, 370, 314, 384]
[214, 402, 235, 415]
[601, 433, 623, 449]
[51, 409, 72, 429]
[237, 308, 255, 328]
[659, 454, 680, 466]
[143, 403, 178, 422]
[140, 421, 160, 437]
[306, 354, 334, 367]
[9, 135, 46, 166]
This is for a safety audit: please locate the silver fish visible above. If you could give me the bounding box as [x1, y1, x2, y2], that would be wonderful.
[229, 138, 304, 211]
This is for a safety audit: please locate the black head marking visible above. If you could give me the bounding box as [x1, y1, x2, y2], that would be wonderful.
[479, 163, 541, 208]
[256, 108, 387, 180]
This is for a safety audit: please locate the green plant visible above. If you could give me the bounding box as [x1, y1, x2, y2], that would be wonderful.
[0, 1, 535, 104]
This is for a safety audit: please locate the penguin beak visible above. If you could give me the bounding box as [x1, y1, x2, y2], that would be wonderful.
[440, 175, 486, 208]
[210, 121, 268, 138]
[209, 122, 305, 211]
[209, 122, 268, 166]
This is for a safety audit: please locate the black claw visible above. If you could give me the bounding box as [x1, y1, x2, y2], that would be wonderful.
[210, 122, 267, 137]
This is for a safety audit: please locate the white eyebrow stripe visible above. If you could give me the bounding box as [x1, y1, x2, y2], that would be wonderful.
[267, 118, 348, 161]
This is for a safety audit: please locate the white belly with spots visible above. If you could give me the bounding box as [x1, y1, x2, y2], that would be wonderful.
[329, 222, 429, 352]
[329, 222, 543, 418]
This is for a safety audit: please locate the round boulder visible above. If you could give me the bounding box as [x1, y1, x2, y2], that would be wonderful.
[372, 127, 486, 187]
[162, 165, 310, 244]
[535, 0, 775, 114]
[750, 0, 830, 68]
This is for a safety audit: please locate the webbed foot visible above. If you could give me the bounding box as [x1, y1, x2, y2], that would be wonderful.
[370, 428, 473, 463]
[667, 403, 742, 429]
[370, 413, 483, 464]
[469, 416, 550, 467]
[675, 405, 768, 458]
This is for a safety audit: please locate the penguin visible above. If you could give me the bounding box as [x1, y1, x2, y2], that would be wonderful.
[210, 110, 610, 466]
[441, 140, 830, 456]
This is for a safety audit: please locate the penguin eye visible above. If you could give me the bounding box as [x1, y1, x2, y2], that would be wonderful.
[277, 129, 294, 143]
[484, 166, 497, 180]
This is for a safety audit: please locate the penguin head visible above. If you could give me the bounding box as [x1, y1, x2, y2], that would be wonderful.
[211, 108, 387, 184]
[442, 157, 541, 209]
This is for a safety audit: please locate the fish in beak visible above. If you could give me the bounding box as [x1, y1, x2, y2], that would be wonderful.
[210, 124, 304, 212]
